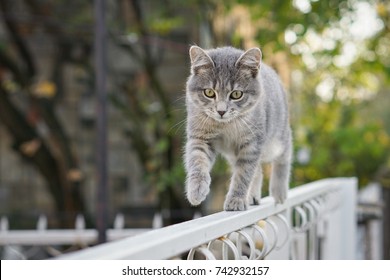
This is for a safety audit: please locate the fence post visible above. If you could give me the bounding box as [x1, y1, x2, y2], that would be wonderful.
[383, 187, 390, 259]
[339, 178, 357, 259]
[0, 216, 8, 232]
[94, 0, 109, 244]
[320, 178, 357, 259]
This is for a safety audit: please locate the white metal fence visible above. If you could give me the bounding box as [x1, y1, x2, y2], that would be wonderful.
[52, 177, 357, 260]
[0, 213, 162, 247]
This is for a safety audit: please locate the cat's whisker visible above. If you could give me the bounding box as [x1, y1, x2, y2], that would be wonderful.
[199, 114, 212, 133]
[241, 116, 262, 131]
[190, 112, 209, 132]
[239, 116, 256, 138]
[172, 95, 187, 104]
[168, 118, 187, 135]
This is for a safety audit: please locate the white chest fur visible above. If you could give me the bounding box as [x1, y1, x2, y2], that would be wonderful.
[261, 139, 284, 163]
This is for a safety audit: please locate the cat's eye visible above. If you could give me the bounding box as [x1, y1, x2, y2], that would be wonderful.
[203, 88, 216, 98]
[230, 90, 243, 100]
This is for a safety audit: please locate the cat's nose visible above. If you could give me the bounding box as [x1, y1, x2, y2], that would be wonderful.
[217, 110, 226, 117]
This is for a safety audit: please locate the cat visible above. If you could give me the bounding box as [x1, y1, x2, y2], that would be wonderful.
[184, 46, 292, 211]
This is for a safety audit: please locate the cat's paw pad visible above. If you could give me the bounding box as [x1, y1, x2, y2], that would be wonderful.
[186, 172, 211, 206]
[224, 196, 248, 211]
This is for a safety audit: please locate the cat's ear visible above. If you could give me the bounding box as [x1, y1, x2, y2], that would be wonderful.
[189, 46, 214, 75]
[235, 47, 262, 78]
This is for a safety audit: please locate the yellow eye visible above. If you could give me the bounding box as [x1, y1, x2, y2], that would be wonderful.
[230, 90, 243, 100]
[203, 88, 216, 98]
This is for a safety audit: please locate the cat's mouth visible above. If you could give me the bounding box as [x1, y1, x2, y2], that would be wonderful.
[210, 112, 237, 123]
[215, 117, 231, 123]
[203, 108, 238, 123]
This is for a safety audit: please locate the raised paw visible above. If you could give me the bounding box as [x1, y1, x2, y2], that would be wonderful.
[186, 172, 211, 206]
[224, 196, 248, 211]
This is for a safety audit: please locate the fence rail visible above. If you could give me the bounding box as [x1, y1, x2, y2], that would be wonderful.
[56, 177, 357, 260]
[0, 213, 162, 246]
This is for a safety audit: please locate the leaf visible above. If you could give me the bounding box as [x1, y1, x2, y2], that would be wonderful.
[31, 81, 57, 98]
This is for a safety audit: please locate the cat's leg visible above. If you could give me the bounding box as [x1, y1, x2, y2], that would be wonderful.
[269, 143, 292, 204]
[224, 156, 260, 211]
[185, 138, 216, 206]
[247, 165, 263, 205]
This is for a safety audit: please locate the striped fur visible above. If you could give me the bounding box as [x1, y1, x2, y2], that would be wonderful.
[185, 46, 292, 211]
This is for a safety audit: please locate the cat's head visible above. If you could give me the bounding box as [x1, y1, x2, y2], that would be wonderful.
[186, 46, 262, 122]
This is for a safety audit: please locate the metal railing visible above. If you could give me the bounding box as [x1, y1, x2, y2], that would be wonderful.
[0, 213, 163, 247]
[56, 177, 357, 260]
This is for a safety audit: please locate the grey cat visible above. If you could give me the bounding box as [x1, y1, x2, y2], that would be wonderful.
[184, 46, 292, 211]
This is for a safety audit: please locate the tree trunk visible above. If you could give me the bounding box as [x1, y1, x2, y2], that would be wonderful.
[0, 88, 84, 227]
[0, 0, 89, 228]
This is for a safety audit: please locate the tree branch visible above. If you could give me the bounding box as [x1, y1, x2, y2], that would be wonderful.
[0, 0, 36, 78]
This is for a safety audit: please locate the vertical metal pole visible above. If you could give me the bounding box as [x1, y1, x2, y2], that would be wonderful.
[383, 186, 390, 259]
[94, 0, 108, 244]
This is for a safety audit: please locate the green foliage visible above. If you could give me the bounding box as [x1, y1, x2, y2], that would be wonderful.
[149, 17, 183, 35]
[230, 0, 390, 187]
[294, 99, 390, 187]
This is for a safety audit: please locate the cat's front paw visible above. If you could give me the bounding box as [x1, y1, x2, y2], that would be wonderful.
[271, 190, 287, 204]
[224, 196, 248, 211]
[186, 172, 211, 206]
[248, 194, 260, 206]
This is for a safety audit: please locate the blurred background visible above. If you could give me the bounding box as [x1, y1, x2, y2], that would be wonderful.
[0, 0, 389, 259]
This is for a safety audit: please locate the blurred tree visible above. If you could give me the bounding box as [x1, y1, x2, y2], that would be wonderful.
[214, 0, 390, 187]
[284, 0, 390, 186]
[109, 0, 191, 224]
[0, 0, 92, 227]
